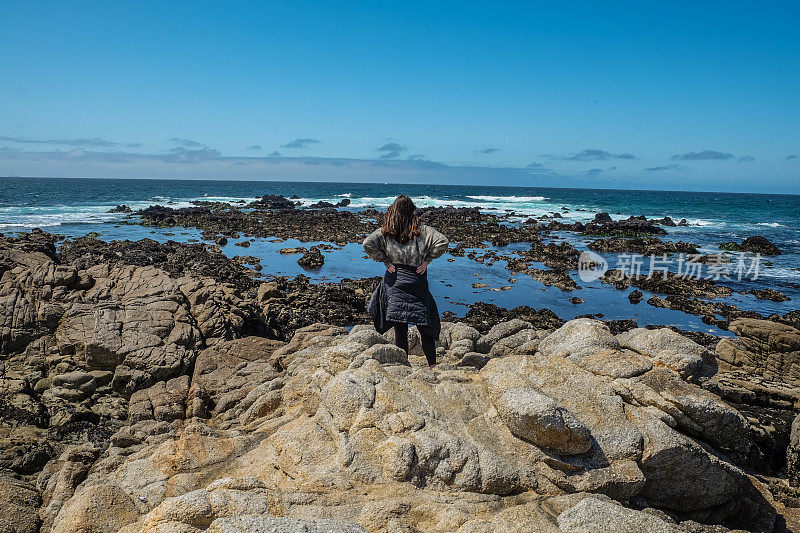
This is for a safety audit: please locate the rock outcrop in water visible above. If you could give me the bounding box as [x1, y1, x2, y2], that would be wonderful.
[296, 246, 325, 270]
[588, 237, 699, 256]
[2, 231, 800, 532]
[542, 214, 670, 237]
[136, 204, 372, 244]
[720, 236, 782, 256]
[248, 194, 297, 210]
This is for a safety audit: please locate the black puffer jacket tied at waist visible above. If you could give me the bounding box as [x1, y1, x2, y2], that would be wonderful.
[368, 264, 441, 338]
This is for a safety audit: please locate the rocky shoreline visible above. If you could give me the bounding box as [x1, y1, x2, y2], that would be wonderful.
[2, 199, 800, 532]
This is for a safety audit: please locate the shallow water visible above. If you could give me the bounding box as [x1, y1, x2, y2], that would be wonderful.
[3, 177, 798, 334]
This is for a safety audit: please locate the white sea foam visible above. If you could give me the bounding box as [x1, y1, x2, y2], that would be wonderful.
[346, 195, 399, 206]
[143, 200, 195, 209]
[757, 222, 785, 228]
[466, 195, 548, 202]
[192, 195, 260, 203]
[0, 210, 121, 229]
[759, 266, 800, 280]
[0, 196, 204, 230]
[683, 218, 719, 227]
[298, 195, 487, 209]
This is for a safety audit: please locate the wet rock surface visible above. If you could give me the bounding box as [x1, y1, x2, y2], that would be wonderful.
[498, 238, 581, 291]
[135, 203, 548, 249]
[136, 203, 373, 244]
[601, 270, 734, 299]
[59, 235, 259, 289]
[543, 215, 670, 237]
[257, 275, 376, 340]
[450, 302, 564, 334]
[750, 288, 792, 302]
[417, 206, 539, 247]
[296, 246, 325, 270]
[125, 199, 792, 334]
[588, 237, 699, 256]
[595, 269, 787, 330]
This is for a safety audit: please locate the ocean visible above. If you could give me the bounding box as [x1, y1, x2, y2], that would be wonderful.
[2, 176, 799, 334]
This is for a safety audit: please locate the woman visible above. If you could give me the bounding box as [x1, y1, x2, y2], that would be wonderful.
[364, 195, 449, 366]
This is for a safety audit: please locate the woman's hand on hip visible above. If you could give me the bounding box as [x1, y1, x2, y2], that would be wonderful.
[416, 261, 429, 274]
[387, 264, 396, 273]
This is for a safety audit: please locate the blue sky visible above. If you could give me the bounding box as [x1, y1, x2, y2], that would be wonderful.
[1, 1, 798, 193]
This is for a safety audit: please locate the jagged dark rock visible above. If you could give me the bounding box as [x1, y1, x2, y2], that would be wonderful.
[588, 237, 698, 255]
[601, 270, 733, 299]
[456, 302, 564, 333]
[749, 288, 791, 302]
[721, 236, 781, 256]
[297, 246, 324, 270]
[136, 204, 374, 244]
[582, 219, 668, 237]
[59, 236, 258, 288]
[741, 236, 782, 255]
[248, 194, 296, 210]
[307, 198, 351, 208]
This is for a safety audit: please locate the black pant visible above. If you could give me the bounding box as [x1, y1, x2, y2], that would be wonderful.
[393, 323, 437, 366]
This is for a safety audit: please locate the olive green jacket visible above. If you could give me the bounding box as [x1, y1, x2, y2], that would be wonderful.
[363, 224, 449, 268]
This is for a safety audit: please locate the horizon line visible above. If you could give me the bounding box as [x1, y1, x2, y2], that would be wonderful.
[3, 175, 799, 198]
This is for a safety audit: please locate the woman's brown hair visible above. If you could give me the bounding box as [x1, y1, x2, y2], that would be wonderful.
[382, 195, 421, 245]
